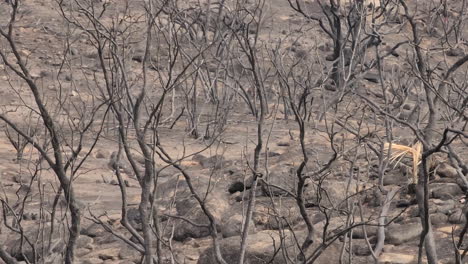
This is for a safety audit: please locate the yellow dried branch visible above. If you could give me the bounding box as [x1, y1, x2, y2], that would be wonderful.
[384, 142, 422, 184]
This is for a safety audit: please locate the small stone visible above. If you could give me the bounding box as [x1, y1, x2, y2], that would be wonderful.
[94, 150, 108, 159]
[277, 141, 290, 147]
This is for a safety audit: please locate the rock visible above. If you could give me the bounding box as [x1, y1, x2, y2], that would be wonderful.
[430, 213, 449, 226]
[13, 174, 32, 185]
[131, 54, 144, 63]
[436, 163, 458, 178]
[449, 209, 466, 224]
[192, 154, 230, 170]
[386, 223, 422, 245]
[108, 152, 136, 176]
[44, 253, 62, 264]
[306, 179, 364, 208]
[118, 245, 141, 262]
[363, 72, 380, 83]
[94, 149, 109, 159]
[81, 258, 104, 264]
[382, 170, 407, 186]
[76, 235, 94, 249]
[7, 224, 66, 262]
[276, 141, 290, 147]
[446, 47, 464, 57]
[70, 47, 79, 56]
[434, 199, 456, 214]
[396, 199, 416, 208]
[173, 192, 230, 241]
[228, 181, 245, 194]
[324, 84, 337, 91]
[352, 239, 372, 256]
[352, 225, 378, 239]
[81, 223, 105, 238]
[76, 248, 92, 257]
[402, 103, 413, 110]
[221, 214, 256, 238]
[253, 197, 302, 230]
[197, 230, 340, 264]
[431, 183, 463, 200]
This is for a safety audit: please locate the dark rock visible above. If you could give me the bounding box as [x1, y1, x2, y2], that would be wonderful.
[446, 47, 464, 57]
[318, 44, 331, 52]
[436, 163, 458, 178]
[363, 72, 380, 83]
[132, 54, 144, 63]
[325, 54, 336, 61]
[276, 141, 290, 147]
[402, 103, 413, 110]
[396, 199, 415, 208]
[324, 84, 337, 91]
[431, 183, 463, 200]
[228, 181, 245, 194]
[386, 223, 422, 245]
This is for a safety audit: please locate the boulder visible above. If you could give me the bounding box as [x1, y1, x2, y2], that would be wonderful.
[221, 214, 256, 238]
[352, 239, 372, 256]
[382, 170, 407, 186]
[253, 197, 302, 230]
[352, 225, 378, 239]
[446, 47, 465, 57]
[305, 179, 364, 208]
[173, 191, 230, 241]
[197, 230, 340, 264]
[430, 213, 449, 226]
[436, 163, 458, 178]
[7, 224, 65, 262]
[449, 209, 467, 224]
[431, 183, 463, 200]
[433, 199, 456, 214]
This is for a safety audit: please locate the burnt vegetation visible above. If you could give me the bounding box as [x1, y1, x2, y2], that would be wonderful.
[0, 0, 467, 263]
